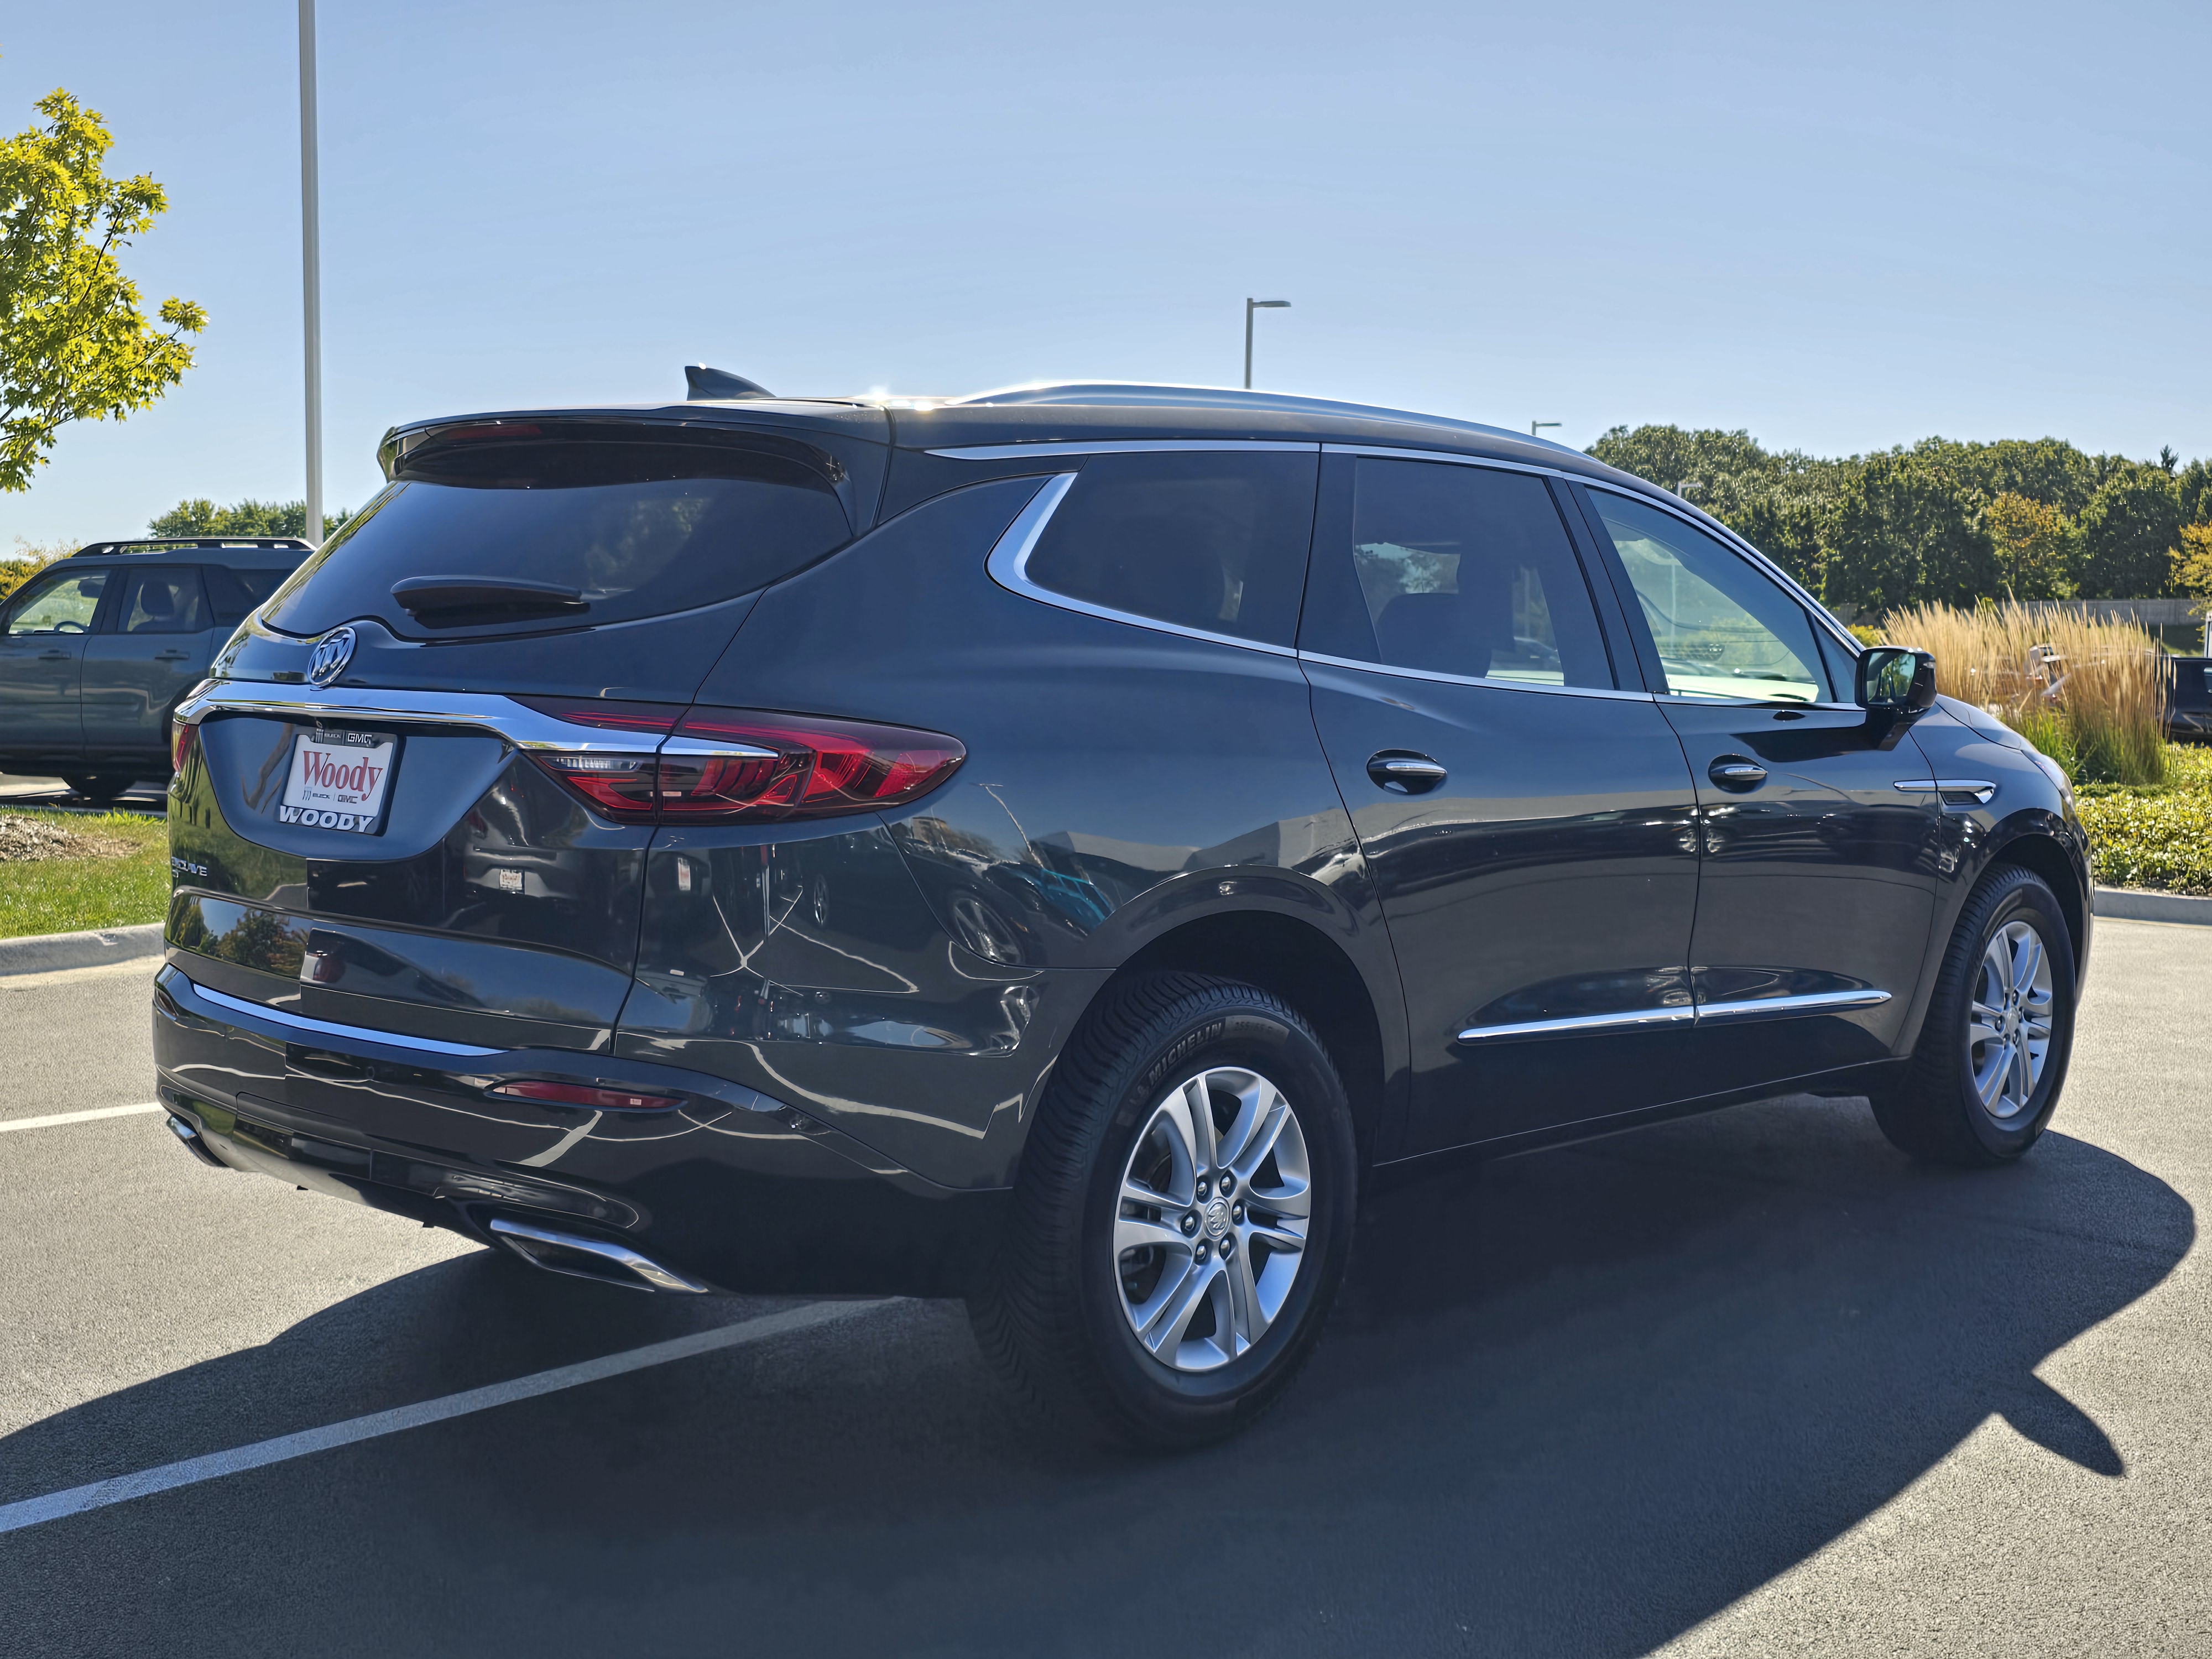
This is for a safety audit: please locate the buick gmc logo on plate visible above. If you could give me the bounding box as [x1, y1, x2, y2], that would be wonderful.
[280, 727, 398, 832]
[306, 626, 356, 687]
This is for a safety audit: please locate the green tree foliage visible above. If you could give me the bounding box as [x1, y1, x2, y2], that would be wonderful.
[0, 533, 73, 602]
[147, 498, 353, 540]
[0, 89, 205, 492]
[1590, 424, 2205, 609]
[2074, 466, 2183, 598]
[2173, 522, 2212, 610]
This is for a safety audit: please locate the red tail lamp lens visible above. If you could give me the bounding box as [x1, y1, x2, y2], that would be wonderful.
[491, 1079, 682, 1112]
[663, 707, 964, 823]
[171, 718, 199, 775]
[514, 698, 685, 822]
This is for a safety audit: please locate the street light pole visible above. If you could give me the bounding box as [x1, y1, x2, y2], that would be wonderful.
[1244, 298, 1290, 389]
[1531, 420, 1561, 438]
[299, 0, 324, 546]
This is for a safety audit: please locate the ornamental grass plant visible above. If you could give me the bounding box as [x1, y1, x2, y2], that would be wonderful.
[1878, 602, 2169, 786]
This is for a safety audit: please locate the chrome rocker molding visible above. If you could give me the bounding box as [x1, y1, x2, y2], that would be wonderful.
[177, 971, 504, 1058]
[1893, 778, 1999, 805]
[488, 1216, 712, 1294]
[1457, 988, 1890, 1045]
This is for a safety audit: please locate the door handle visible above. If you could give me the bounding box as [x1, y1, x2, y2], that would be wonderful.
[39, 650, 70, 662]
[154, 651, 192, 662]
[1709, 757, 1767, 791]
[1368, 752, 1448, 794]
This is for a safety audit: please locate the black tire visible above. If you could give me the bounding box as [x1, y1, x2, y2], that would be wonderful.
[1872, 865, 2077, 1166]
[968, 972, 1358, 1449]
[61, 774, 132, 804]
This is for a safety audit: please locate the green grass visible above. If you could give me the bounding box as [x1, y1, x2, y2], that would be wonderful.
[2075, 743, 2212, 896]
[0, 808, 170, 941]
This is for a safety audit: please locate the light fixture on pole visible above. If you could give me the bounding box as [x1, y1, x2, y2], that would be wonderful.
[299, 0, 324, 546]
[1531, 421, 1561, 438]
[1244, 299, 1290, 389]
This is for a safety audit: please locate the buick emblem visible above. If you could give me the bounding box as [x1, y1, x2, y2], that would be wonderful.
[307, 627, 357, 688]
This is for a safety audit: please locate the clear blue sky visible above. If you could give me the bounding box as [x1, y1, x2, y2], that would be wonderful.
[6, 0, 2208, 546]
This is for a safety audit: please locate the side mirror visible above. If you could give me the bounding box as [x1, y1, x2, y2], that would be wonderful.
[1856, 646, 1937, 713]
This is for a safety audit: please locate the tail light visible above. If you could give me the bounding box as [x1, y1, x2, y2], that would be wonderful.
[171, 718, 198, 775]
[513, 699, 963, 825]
[659, 708, 965, 823]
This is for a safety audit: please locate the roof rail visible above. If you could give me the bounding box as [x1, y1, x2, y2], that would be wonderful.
[70, 537, 314, 558]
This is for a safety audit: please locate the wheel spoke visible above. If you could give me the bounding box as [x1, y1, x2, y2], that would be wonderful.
[2009, 1037, 2034, 1108]
[1966, 1016, 2004, 1050]
[1243, 1219, 1306, 1255]
[1115, 1213, 1191, 1257]
[1224, 1240, 1267, 1353]
[1229, 1100, 1291, 1186]
[1245, 1175, 1311, 1220]
[1138, 1255, 1215, 1358]
[1975, 1042, 2013, 1109]
[1181, 1075, 1218, 1172]
[2012, 930, 2044, 998]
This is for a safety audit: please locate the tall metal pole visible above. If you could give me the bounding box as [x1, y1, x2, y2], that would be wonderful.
[1243, 299, 1289, 390]
[299, 0, 324, 546]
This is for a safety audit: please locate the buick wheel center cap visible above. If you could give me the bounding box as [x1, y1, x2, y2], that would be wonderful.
[1203, 1196, 1232, 1239]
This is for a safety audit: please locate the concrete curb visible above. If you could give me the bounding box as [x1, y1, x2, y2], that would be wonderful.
[0, 923, 166, 977]
[2094, 887, 2212, 926]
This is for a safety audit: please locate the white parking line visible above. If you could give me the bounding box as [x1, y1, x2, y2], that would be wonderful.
[0, 1298, 881, 1537]
[0, 1103, 165, 1134]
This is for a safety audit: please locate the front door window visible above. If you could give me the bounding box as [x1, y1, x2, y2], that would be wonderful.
[6, 571, 110, 635]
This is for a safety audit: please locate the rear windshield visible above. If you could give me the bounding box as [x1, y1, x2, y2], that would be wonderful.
[262, 437, 852, 638]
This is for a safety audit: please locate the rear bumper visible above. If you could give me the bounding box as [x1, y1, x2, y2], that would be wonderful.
[152, 963, 1009, 1297]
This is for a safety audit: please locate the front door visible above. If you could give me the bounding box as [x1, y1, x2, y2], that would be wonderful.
[0, 567, 113, 768]
[1575, 486, 1943, 1091]
[1299, 453, 1703, 1153]
[82, 564, 217, 767]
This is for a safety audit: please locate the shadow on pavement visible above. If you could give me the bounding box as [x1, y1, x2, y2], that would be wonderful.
[0, 1095, 2192, 1657]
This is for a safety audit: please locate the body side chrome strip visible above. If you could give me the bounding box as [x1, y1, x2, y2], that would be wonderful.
[983, 473, 1301, 658]
[931, 439, 1321, 460]
[1893, 778, 1997, 804]
[1693, 988, 1892, 1022]
[1296, 649, 1657, 704]
[1455, 987, 1889, 1044]
[178, 972, 505, 1057]
[1457, 1006, 1696, 1044]
[1319, 442, 1567, 479]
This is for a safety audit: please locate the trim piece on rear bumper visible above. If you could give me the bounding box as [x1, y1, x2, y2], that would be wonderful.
[488, 1216, 712, 1293]
[180, 972, 504, 1057]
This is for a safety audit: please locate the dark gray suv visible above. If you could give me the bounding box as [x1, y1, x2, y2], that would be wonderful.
[0, 539, 310, 800]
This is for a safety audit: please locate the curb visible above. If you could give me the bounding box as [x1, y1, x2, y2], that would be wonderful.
[2094, 887, 2212, 926]
[0, 923, 166, 977]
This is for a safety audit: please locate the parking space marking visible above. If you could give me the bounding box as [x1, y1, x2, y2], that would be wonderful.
[0, 1298, 883, 1537]
[0, 1103, 165, 1134]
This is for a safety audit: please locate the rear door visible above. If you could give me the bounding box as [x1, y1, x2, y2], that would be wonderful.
[0, 566, 112, 766]
[82, 564, 218, 766]
[1574, 485, 1943, 1089]
[1299, 452, 1704, 1152]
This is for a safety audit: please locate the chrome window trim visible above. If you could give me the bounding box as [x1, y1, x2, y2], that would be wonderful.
[1320, 442, 1567, 480]
[930, 439, 1322, 460]
[1296, 649, 1656, 705]
[1693, 988, 1892, 1023]
[1455, 987, 1888, 1044]
[1578, 478, 1866, 662]
[982, 472, 1301, 659]
[173, 682, 668, 755]
[178, 972, 505, 1057]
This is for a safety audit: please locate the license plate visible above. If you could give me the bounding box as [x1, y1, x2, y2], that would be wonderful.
[279, 728, 398, 833]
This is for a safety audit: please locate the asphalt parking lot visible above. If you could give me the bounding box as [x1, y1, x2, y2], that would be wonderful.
[1, 920, 2205, 1657]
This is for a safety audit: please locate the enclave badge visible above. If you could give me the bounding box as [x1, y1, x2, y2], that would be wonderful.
[307, 626, 357, 688]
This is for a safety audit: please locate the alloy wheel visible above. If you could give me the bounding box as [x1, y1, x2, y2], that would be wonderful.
[1966, 918, 2055, 1122]
[1112, 1066, 1313, 1373]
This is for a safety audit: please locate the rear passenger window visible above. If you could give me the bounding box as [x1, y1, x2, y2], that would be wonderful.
[1311, 458, 1614, 689]
[1021, 451, 1318, 646]
[119, 567, 210, 634]
[204, 566, 291, 624]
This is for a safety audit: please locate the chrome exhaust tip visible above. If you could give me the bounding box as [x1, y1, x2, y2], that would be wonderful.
[166, 1113, 229, 1171]
[487, 1215, 711, 1295]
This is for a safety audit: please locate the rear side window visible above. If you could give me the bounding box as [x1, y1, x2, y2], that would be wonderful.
[1021, 450, 1318, 646]
[1303, 458, 1614, 690]
[262, 436, 852, 638]
[119, 567, 210, 634]
[204, 566, 293, 624]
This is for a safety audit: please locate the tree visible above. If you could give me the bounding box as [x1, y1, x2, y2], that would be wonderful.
[0, 89, 205, 492]
[148, 497, 353, 539]
[1819, 452, 1995, 613]
[1981, 491, 2080, 601]
[2074, 466, 2183, 597]
[2173, 522, 2212, 612]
